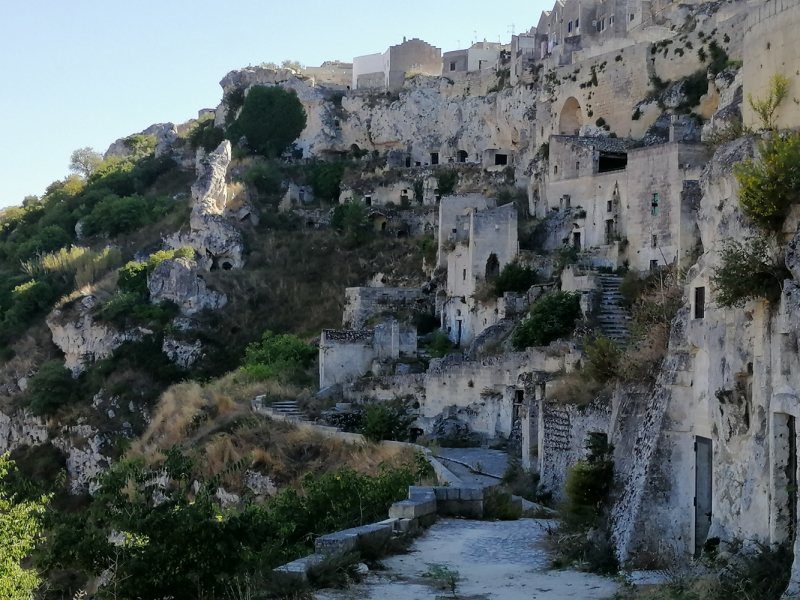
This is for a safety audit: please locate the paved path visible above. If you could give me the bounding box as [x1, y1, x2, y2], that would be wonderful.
[436, 448, 509, 486]
[316, 518, 618, 600]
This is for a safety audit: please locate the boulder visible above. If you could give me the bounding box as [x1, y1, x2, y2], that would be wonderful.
[147, 257, 227, 315]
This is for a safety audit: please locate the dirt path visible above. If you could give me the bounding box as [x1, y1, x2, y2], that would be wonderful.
[316, 518, 618, 600]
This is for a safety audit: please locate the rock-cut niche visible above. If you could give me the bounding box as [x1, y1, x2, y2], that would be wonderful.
[559, 97, 583, 135]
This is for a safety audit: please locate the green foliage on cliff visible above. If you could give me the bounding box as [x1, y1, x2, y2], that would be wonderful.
[359, 404, 415, 442]
[511, 291, 582, 349]
[242, 330, 316, 381]
[711, 237, 790, 307]
[0, 454, 48, 600]
[493, 261, 538, 295]
[40, 449, 419, 600]
[332, 201, 371, 247]
[226, 86, 307, 158]
[735, 131, 800, 229]
[25, 361, 77, 416]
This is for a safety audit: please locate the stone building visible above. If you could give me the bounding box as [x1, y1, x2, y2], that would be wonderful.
[352, 38, 442, 91]
[342, 287, 430, 329]
[442, 41, 503, 74]
[318, 319, 417, 388]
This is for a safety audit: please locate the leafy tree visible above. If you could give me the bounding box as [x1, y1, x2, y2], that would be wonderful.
[187, 119, 226, 152]
[0, 454, 48, 600]
[117, 262, 148, 295]
[332, 201, 371, 247]
[25, 361, 77, 416]
[564, 433, 614, 522]
[227, 86, 307, 157]
[511, 291, 582, 349]
[493, 261, 538, 296]
[748, 74, 790, 130]
[242, 330, 316, 380]
[436, 170, 459, 196]
[122, 134, 156, 158]
[359, 404, 414, 442]
[4, 280, 56, 326]
[711, 237, 790, 307]
[82, 195, 150, 237]
[306, 161, 346, 201]
[734, 131, 800, 230]
[68, 147, 103, 178]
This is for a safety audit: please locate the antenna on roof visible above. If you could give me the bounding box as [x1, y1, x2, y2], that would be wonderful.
[508, 23, 516, 37]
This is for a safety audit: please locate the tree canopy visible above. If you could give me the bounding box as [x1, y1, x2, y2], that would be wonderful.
[227, 86, 307, 158]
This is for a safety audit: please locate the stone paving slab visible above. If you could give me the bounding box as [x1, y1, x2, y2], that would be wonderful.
[436, 447, 510, 480]
[315, 518, 618, 600]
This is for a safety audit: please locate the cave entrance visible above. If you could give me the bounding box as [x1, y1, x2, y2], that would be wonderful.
[485, 253, 500, 280]
[458, 150, 468, 163]
[694, 436, 713, 557]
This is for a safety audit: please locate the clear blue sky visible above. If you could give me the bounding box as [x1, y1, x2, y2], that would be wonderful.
[0, 0, 549, 209]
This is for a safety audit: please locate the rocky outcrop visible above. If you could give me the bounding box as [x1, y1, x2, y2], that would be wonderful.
[0, 410, 47, 454]
[47, 296, 147, 375]
[165, 140, 244, 270]
[162, 337, 203, 368]
[105, 122, 179, 158]
[147, 257, 227, 315]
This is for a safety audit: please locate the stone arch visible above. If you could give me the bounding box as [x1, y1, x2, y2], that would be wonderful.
[486, 253, 500, 280]
[559, 96, 583, 135]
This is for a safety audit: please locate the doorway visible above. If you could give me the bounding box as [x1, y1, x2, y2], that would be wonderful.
[694, 436, 713, 557]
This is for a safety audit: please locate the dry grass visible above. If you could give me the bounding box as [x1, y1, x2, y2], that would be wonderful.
[547, 370, 607, 407]
[130, 372, 415, 492]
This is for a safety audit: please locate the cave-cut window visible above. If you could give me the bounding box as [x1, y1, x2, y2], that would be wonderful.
[405, 157, 411, 168]
[486, 254, 500, 280]
[431, 152, 439, 165]
[458, 150, 468, 163]
[495, 154, 508, 166]
[694, 286, 706, 319]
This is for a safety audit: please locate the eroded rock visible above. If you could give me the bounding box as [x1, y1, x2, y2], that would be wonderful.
[147, 257, 227, 315]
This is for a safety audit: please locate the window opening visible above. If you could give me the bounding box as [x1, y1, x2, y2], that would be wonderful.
[495, 153, 508, 166]
[430, 152, 439, 165]
[694, 286, 705, 319]
[652, 193, 659, 215]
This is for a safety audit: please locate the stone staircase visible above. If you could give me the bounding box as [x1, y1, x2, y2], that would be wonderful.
[597, 275, 630, 341]
[270, 400, 306, 421]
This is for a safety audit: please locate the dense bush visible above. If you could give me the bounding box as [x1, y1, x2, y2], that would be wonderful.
[331, 201, 371, 247]
[187, 118, 226, 152]
[564, 432, 614, 521]
[511, 291, 581, 349]
[306, 161, 347, 201]
[427, 331, 455, 356]
[41, 450, 420, 599]
[493, 261, 538, 295]
[26, 361, 78, 415]
[436, 170, 458, 196]
[711, 237, 790, 307]
[240, 161, 282, 195]
[226, 86, 307, 158]
[242, 330, 316, 381]
[735, 131, 800, 229]
[584, 336, 622, 383]
[359, 403, 415, 442]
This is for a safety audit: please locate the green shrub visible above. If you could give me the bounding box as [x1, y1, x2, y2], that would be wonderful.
[511, 291, 581, 349]
[564, 432, 614, 519]
[240, 161, 281, 195]
[734, 131, 800, 229]
[117, 262, 149, 295]
[748, 74, 790, 131]
[4, 280, 56, 326]
[306, 161, 347, 201]
[122, 134, 156, 158]
[584, 336, 622, 383]
[493, 261, 538, 295]
[436, 170, 459, 196]
[427, 331, 455, 356]
[226, 86, 307, 157]
[359, 403, 414, 442]
[242, 330, 316, 381]
[331, 201, 371, 247]
[711, 237, 789, 307]
[26, 361, 77, 415]
[82, 195, 150, 237]
[187, 118, 226, 152]
[482, 488, 523, 521]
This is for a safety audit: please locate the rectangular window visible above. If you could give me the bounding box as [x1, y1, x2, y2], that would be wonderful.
[568, 21, 573, 33]
[565, 196, 571, 209]
[575, 18, 579, 28]
[610, 15, 615, 24]
[652, 193, 659, 215]
[450, 62, 456, 71]
[630, 13, 635, 21]
[463, 269, 467, 281]
[652, 234, 658, 248]
[607, 200, 612, 212]
[576, 161, 580, 171]
[554, 165, 558, 175]
[650, 259, 659, 271]
[694, 286, 706, 319]
[431, 152, 439, 165]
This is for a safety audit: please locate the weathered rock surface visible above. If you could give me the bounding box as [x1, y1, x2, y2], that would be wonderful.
[162, 337, 203, 368]
[165, 140, 244, 270]
[148, 257, 227, 315]
[47, 296, 147, 375]
[104, 122, 179, 158]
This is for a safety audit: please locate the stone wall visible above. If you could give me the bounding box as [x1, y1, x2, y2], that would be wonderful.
[743, 0, 800, 129]
[343, 287, 430, 329]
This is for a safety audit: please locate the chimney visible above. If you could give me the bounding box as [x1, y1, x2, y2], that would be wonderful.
[403, 36, 407, 43]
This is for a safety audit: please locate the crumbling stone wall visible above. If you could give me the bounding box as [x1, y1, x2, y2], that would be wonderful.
[342, 287, 430, 329]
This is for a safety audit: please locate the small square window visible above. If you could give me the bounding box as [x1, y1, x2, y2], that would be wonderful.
[650, 259, 659, 271]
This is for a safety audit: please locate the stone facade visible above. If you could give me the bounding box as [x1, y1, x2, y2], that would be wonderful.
[353, 38, 442, 91]
[342, 287, 430, 329]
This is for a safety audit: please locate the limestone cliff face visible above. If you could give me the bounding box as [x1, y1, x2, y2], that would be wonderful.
[148, 256, 227, 315]
[47, 296, 146, 376]
[165, 140, 244, 270]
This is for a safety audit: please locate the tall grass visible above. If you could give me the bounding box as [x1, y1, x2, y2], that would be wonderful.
[22, 246, 123, 289]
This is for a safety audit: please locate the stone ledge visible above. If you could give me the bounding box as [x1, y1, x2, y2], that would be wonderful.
[314, 520, 395, 555]
[389, 498, 437, 519]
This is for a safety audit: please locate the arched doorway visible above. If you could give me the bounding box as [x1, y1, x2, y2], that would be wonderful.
[485, 253, 500, 280]
[559, 97, 583, 135]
